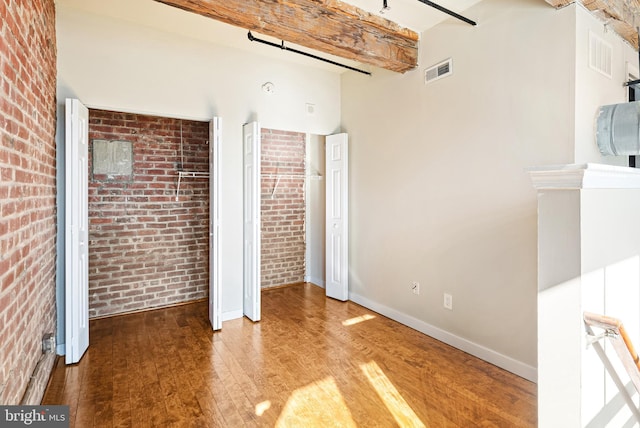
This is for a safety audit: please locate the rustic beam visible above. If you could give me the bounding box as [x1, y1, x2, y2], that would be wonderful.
[545, 0, 640, 50]
[584, 0, 640, 50]
[153, 0, 419, 73]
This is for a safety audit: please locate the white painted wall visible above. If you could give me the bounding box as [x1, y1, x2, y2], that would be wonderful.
[535, 6, 640, 426]
[341, 0, 578, 379]
[574, 5, 638, 165]
[56, 2, 341, 321]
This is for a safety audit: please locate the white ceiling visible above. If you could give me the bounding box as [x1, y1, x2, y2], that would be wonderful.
[58, 0, 482, 73]
[343, 0, 481, 31]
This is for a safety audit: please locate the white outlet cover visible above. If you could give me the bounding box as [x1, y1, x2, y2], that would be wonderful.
[306, 103, 315, 116]
[444, 293, 453, 310]
[411, 281, 420, 295]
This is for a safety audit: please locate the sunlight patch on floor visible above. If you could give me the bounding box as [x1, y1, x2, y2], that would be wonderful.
[342, 314, 376, 326]
[255, 400, 271, 416]
[275, 377, 357, 427]
[361, 361, 426, 428]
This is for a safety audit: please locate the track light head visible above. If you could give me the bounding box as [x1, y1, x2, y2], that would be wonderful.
[380, 0, 390, 14]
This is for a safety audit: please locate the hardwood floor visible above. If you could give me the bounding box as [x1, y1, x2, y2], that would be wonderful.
[43, 283, 536, 427]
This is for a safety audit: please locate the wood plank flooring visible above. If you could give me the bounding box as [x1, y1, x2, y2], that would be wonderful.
[42, 283, 536, 427]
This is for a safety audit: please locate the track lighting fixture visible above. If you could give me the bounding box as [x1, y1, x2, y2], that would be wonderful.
[380, 0, 390, 14]
[381, 0, 477, 26]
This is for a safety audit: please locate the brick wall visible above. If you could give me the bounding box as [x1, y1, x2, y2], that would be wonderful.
[0, 0, 57, 405]
[88, 110, 210, 318]
[261, 129, 306, 288]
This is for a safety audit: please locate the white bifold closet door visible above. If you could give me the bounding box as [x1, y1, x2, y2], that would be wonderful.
[209, 117, 222, 330]
[65, 98, 90, 364]
[325, 133, 349, 301]
[243, 122, 261, 322]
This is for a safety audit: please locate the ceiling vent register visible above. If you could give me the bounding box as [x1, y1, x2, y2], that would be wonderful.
[589, 31, 612, 79]
[425, 58, 452, 84]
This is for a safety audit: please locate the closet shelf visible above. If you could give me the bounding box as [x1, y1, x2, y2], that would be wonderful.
[263, 173, 323, 198]
[176, 170, 209, 201]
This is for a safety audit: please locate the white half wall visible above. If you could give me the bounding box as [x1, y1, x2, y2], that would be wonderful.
[532, 164, 640, 427]
[56, 1, 341, 318]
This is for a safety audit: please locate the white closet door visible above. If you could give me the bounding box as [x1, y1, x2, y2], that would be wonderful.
[325, 133, 349, 301]
[65, 98, 90, 364]
[243, 122, 261, 321]
[209, 117, 222, 330]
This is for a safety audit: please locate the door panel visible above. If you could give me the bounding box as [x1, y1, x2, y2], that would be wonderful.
[65, 98, 89, 364]
[209, 117, 222, 330]
[325, 133, 349, 301]
[243, 122, 261, 321]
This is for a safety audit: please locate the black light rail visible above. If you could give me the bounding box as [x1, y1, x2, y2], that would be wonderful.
[247, 32, 372, 76]
[624, 30, 640, 88]
[417, 0, 477, 26]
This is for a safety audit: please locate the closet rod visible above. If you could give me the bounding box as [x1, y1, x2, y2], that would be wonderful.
[262, 173, 322, 178]
[417, 0, 477, 26]
[248, 32, 372, 76]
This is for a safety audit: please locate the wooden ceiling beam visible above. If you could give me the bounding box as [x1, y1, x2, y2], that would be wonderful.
[545, 0, 574, 5]
[545, 0, 640, 49]
[153, 0, 419, 73]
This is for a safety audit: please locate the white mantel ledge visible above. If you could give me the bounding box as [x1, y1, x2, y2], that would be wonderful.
[528, 163, 640, 190]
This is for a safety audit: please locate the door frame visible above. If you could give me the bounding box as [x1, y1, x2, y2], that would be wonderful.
[242, 130, 350, 313]
[209, 117, 222, 330]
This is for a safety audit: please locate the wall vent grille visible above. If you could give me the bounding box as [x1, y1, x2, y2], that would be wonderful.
[425, 58, 453, 84]
[589, 31, 612, 79]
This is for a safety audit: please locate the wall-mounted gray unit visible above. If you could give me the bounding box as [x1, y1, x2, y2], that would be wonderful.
[596, 101, 640, 156]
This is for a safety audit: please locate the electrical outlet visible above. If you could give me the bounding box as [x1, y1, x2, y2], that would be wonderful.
[42, 333, 55, 353]
[444, 293, 453, 310]
[411, 281, 420, 295]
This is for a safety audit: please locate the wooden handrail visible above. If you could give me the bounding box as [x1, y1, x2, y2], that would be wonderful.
[584, 311, 640, 393]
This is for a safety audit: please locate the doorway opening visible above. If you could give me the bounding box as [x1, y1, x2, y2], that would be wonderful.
[243, 126, 348, 321]
[260, 129, 325, 291]
[260, 129, 326, 293]
[86, 109, 211, 319]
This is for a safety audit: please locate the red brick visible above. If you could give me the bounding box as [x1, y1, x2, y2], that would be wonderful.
[2, 0, 58, 395]
[88, 110, 209, 317]
[260, 129, 306, 289]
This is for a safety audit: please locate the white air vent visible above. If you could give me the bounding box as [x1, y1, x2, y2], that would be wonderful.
[425, 58, 453, 84]
[589, 31, 612, 79]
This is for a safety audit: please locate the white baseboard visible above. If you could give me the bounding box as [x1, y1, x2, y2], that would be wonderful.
[56, 344, 65, 355]
[349, 292, 537, 383]
[307, 276, 325, 288]
[222, 309, 243, 322]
